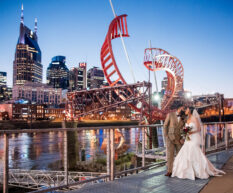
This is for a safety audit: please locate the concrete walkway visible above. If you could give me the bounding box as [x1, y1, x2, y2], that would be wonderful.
[200, 154, 233, 193]
[70, 149, 233, 193]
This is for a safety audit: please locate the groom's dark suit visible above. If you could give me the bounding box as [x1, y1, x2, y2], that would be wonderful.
[164, 111, 186, 173]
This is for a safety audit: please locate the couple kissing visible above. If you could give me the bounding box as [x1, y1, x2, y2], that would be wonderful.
[164, 104, 225, 180]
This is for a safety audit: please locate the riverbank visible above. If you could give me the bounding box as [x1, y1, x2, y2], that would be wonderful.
[0, 120, 139, 130]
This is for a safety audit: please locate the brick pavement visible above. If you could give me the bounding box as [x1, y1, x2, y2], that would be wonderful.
[70, 150, 233, 193]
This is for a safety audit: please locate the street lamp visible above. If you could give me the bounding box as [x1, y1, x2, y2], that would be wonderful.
[185, 92, 192, 99]
[153, 93, 160, 102]
[152, 92, 161, 110]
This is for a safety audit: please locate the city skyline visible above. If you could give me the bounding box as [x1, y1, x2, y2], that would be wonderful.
[0, 0, 233, 97]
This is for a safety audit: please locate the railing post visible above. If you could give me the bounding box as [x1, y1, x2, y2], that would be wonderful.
[142, 127, 145, 167]
[215, 124, 218, 150]
[64, 131, 68, 185]
[225, 123, 229, 150]
[110, 128, 115, 181]
[207, 132, 211, 150]
[106, 129, 111, 177]
[202, 126, 206, 154]
[3, 133, 9, 193]
[161, 122, 166, 147]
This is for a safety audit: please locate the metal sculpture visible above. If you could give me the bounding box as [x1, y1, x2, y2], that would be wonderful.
[100, 15, 184, 122]
[101, 14, 128, 86]
[66, 82, 151, 120]
[144, 48, 184, 111]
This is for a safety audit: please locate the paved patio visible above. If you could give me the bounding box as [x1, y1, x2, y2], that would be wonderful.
[200, 154, 233, 193]
[70, 149, 233, 193]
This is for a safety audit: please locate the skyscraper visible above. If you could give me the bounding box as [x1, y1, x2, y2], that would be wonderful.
[69, 62, 87, 91]
[0, 72, 7, 86]
[87, 67, 104, 89]
[13, 4, 42, 85]
[47, 56, 69, 90]
[0, 72, 12, 102]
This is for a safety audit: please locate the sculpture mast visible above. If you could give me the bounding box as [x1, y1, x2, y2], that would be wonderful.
[109, 0, 136, 83]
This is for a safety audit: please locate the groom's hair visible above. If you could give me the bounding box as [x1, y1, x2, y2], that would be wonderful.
[170, 102, 183, 110]
[177, 103, 183, 109]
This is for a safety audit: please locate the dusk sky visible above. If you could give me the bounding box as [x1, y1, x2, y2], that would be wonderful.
[0, 0, 233, 97]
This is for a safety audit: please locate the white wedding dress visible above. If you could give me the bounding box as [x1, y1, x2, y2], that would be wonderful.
[172, 119, 225, 180]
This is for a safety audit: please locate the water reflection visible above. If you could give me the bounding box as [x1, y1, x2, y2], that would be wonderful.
[1, 124, 231, 171]
[0, 128, 142, 171]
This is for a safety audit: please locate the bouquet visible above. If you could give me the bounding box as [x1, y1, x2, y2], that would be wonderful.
[181, 126, 192, 141]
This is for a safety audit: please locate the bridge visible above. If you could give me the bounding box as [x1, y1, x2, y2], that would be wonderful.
[66, 81, 153, 121]
[0, 169, 107, 190]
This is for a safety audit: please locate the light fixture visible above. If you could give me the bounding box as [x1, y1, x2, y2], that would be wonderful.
[153, 93, 160, 102]
[185, 92, 192, 99]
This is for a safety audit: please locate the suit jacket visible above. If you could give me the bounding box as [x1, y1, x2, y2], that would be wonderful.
[164, 112, 185, 144]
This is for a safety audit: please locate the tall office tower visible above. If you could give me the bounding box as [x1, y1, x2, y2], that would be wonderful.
[13, 5, 42, 85]
[0, 72, 7, 86]
[87, 67, 104, 89]
[0, 72, 10, 101]
[79, 62, 87, 89]
[47, 56, 69, 90]
[69, 62, 87, 91]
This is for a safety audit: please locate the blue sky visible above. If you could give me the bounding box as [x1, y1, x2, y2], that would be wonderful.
[0, 0, 233, 97]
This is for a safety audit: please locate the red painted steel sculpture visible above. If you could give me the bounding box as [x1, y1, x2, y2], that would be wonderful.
[144, 48, 184, 111]
[100, 15, 184, 123]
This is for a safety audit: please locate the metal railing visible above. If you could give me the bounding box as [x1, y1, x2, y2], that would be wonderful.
[203, 121, 233, 153]
[0, 121, 232, 193]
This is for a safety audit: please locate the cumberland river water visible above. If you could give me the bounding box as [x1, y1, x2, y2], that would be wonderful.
[0, 127, 163, 171]
[0, 123, 232, 171]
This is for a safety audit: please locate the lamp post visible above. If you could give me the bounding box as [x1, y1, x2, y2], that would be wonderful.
[152, 92, 161, 108]
[29, 104, 32, 129]
[217, 93, 224, 122]
[152, 92, 161, 148]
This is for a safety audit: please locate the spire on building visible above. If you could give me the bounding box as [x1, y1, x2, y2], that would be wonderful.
[34, 18, 37, 33]
[21, 4, 24, 24]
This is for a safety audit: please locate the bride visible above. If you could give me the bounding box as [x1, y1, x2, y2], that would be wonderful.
[171, 106, 225, 180]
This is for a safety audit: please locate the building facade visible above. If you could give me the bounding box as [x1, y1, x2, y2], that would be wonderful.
[12, 82, 62, 105]
[0, 86, 12, 102]
[69, 62, 87, 91]
[0, 103, 66, 121]
[0, 72, 7, 86]
[161, 77, 168, 95]
[87, 67, 104, 89]
[13, 5, 42, 85]
[0, 103, 45, 120]
[47, 56, 69, 90]
[0, 72, 12, 102]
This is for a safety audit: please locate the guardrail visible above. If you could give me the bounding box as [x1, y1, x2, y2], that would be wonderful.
[0, 121, 232, 193]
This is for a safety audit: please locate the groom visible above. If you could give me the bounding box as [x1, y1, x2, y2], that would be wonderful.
[163, 103, 186, 177]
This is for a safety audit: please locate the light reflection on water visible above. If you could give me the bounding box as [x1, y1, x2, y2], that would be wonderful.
[0, 128, 142, 171]
[0, 124, 232, 171]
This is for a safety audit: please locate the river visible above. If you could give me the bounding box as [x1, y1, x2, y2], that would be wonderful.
[0, 128, 150, 171]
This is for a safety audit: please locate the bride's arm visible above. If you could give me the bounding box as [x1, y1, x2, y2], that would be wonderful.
[189, 117, 201, 135]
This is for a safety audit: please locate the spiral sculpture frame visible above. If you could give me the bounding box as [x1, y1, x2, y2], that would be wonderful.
[144, 48, 184, 111]
[100, 14, 184, 122]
